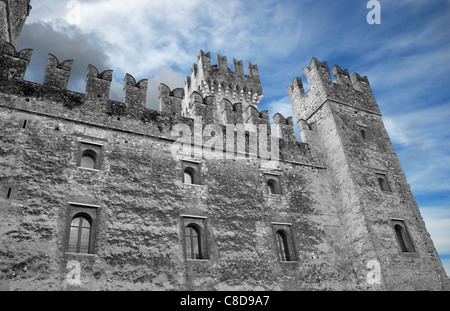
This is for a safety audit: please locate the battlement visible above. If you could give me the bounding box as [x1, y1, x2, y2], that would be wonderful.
[273, 113, 296, 142]
[220, 98, 243, 124]
[85, 64, 113, 101]
[182, 50, 265, 129]
[43, 54, 74, 90]
[0, 41, 32, 80]
[288, 57, 380, 122]
[184, 50, 263, 111]
[0, 45, 312, 165]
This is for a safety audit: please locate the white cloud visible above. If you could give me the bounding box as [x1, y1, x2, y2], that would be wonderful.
[146, 66, 186, 110]
[264, 96, 294, 119]
[383, 103, 450, 194]
[25, 0, 303, 78]
[420, 206, 450, 276]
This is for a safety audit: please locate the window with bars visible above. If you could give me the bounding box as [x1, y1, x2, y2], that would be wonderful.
[272, 223, 297, 262]
[182, 216, 208, 260]
[185, 224, 202, 259]
[276, 230, 291, 261]
[66, 204, 98, 255]
[68, 215, 92, 254]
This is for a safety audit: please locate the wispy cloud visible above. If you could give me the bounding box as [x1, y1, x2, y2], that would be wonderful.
[420, 206, 450, 275]
[383, 103, 450, 194]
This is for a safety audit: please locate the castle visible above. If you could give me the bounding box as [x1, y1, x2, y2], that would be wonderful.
[0, 0, 448, 291]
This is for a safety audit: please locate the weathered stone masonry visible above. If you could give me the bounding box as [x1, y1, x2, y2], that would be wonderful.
[0, 0, 448, 291]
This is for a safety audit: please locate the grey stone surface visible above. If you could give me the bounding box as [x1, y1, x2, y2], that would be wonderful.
[0, 1, 448, 291]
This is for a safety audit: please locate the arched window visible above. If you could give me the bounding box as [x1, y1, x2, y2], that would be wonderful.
[276, 230, 291, 261]
[184, 167, 195, 185]
[185, 224, 202, 259]
[394, 224, 414, 253]
[378, 178, 387, 191]
[80, 149, 97, 169]
[267, 179, 278, 194]
[182, 161, 200, 185]
[376, 173, 391, 192]
[361, 129, 366, 139]
[68, 214, 92, 253]
[267, 177, 281, 195]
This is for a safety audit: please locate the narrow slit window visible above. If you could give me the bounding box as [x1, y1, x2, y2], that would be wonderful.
[376, 173, 391, 192]
[392, 221, 415, 253]
[6, 188, 12, 199]
[22, 120, 28, 129]
[394, 225, 408, 252]
[361, 129, 366, 139]
[272, 224, 297, 262]
[276, 230, 291, 261]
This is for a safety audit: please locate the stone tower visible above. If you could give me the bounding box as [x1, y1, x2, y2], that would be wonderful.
[0, 0, 31, 47]
[288, 58, 449, 290]
[181, 50, 264, 126]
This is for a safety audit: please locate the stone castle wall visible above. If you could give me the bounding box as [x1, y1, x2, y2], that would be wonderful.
[0, 1, 448, 291]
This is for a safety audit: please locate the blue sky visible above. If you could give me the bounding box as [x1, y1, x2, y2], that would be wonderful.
[17, 0, 450, 276]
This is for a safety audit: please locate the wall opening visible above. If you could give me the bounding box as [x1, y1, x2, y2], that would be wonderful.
[80, 150, 97, 169]
[68, 214, 92, 254]
[185, 224, 202, 259]
[78, 141, 103, 170]
[276, 230, 291, 261]
[376, 173, 391, 192]
[182, 161, 201, 185]
[265, 174, 282, 195]
[391, 219, 415, 253]
[6, 187, 12, 199]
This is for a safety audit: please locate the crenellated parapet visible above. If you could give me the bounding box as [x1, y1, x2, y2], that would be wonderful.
[159, 83, 183, 117]
[43, 53, 74, 90]
[273, 113, 296, 142]
[123, 74, 148, 107]
[183, 50, 263, 124]
[288, 57, 380, 127]
[85, 64, 113, 101]
[0, 48, 154, 115]
[0, 40, 32, 80]
[219, 99, 243, 125]
[0, 45, 308, 163]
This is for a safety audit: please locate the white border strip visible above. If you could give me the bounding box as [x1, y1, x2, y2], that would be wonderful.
[78, 140, 104, 146]
[68, 202, 101, 208]
[181, 158, 202, 164]
[271, 222, 292, 226]
[180, 214, 207, 219]
[390, 217, 405, 221]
